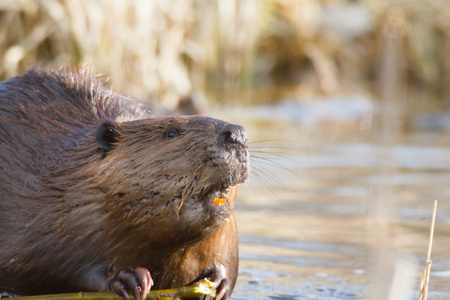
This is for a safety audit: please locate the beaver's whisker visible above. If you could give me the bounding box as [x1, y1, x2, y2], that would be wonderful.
[249, 167, 282, 202]
[249, 142, 301, 153]
[250, 164, 286, 190]
[249, 150, 297, 158]
[250, 155, 299, 177]
[248, 139, 294, 145]
[249, 148, 300, 157]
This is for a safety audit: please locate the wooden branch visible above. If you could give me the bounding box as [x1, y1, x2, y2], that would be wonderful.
[10, 279, 216, 300]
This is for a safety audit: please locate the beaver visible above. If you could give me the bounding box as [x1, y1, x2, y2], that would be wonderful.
[0, 68, 250, 300]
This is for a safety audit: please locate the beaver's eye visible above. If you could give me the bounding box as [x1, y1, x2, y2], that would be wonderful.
[166, 130, 179, 138]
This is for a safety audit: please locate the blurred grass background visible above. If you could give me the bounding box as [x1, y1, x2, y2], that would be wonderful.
[1, 0, 450, 113]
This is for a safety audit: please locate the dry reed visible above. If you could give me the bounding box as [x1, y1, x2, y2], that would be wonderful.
[418, 200, 437, 300]
[2, 0, 450, 107]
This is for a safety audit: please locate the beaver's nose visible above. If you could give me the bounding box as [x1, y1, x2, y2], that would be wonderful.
[220, 123, 247, 145]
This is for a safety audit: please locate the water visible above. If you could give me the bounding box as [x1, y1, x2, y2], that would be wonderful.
[215, 99, 450, 299]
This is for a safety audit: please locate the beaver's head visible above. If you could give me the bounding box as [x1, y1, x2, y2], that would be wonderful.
[88, 115, 250, 244]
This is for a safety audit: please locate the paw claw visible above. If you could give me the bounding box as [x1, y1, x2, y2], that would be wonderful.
[215, 278, 230, 300]
[202, 267, 231, 300]
[109, 267, 152, 300]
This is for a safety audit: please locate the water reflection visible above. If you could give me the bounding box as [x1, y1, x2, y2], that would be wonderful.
[217, 102, 450, 299]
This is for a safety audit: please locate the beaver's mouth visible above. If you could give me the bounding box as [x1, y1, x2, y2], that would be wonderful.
[201, 186, 231, 206]
[188, 148, 250, 211]
[194, 170, 244, 209]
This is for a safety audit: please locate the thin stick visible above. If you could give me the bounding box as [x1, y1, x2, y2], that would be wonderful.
[426, 200, 437, 261]
[418, 200, 437, 300]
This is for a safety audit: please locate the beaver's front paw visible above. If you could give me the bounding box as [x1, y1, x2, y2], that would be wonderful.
[109, 267, 153, 300]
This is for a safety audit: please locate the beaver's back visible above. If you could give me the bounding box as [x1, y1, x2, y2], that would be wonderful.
[1, 69, 152, 169]
[0, 68, 150, 141]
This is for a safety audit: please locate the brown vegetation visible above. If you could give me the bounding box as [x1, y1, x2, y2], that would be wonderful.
[1, 0, 449, 107]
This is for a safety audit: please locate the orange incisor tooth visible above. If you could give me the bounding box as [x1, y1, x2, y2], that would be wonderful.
[213, 198, 227, 205]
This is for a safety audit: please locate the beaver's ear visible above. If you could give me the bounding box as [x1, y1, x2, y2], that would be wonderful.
[96, 120, 121, 151]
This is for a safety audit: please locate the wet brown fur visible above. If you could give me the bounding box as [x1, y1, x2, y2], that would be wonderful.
[0, 68, 249, 296]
